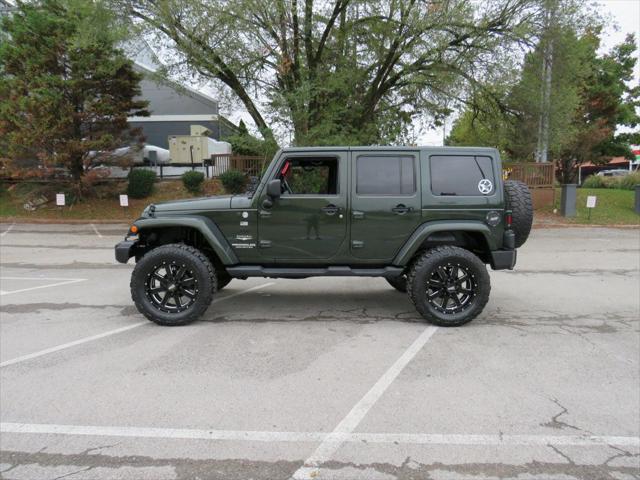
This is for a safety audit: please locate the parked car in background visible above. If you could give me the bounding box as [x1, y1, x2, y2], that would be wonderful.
[596, 169, 629, 177]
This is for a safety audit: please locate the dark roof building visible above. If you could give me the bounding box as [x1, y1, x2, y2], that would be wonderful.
[125, 39, 238, 149]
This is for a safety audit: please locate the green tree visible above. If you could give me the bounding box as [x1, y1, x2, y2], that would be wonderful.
[448, 27, 639, 182]
[224, 120, 278, 157]
[115, 0, 534, 146]
[0, 0, 149, 181]
[555, 33, 639, 182]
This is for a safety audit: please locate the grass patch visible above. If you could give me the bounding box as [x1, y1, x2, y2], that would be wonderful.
[541, 187, 639, 225]
[0, 179, 224, 222]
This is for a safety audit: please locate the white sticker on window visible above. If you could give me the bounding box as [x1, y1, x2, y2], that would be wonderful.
[478, 179, 493, 194]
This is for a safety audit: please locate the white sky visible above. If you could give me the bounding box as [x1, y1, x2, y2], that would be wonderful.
[421, 0, 640, 146]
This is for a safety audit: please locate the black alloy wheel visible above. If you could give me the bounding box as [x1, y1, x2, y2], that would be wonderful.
[425, 263, 477, 314]
[146, 262, 199, 313]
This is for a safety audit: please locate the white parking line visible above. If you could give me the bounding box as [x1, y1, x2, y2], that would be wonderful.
[1, 422, 637, 447]
[0, 277, 87, 296]
[0, 322, 147, 367]
[0, 282, 274, 367]
[0, 222, 15, 237]
[90, 223, 103, 238]
[292, 325, 438, 480]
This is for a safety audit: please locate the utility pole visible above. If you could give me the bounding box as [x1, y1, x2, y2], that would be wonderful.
[535, 0, 556, 163]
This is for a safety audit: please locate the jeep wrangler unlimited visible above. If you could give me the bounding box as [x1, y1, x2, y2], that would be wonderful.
[115, 147, 532, 327]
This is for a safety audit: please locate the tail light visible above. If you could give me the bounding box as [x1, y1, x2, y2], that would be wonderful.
[505, 210, 513, 228]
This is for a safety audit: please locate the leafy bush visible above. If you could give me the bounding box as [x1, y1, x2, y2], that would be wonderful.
[582, 171, 640, 190]
[219, 169, 247, 194]
[182, 171, 205, 194]
[127, 169, 156, 198]
[617, 171, 640, 190]
[582, 175, 608, 188]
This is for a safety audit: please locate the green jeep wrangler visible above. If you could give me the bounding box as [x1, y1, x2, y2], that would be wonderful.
[115, 147, 532, 327]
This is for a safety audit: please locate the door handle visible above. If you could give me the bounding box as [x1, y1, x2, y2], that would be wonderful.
[321, 204, 339, 216]
[391, 204, 412, 215]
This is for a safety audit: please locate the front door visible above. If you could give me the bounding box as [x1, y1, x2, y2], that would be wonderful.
[258, 152, 348, 262]
[350, 150, 422, 261]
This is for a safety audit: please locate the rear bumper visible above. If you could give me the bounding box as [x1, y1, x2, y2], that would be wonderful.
[115, 240, 138, 264]
[490, 249, 517, 270]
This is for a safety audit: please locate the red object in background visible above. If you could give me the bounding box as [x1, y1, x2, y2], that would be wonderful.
[280, 161, 291, 176]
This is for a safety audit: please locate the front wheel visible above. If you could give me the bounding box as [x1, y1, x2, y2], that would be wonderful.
[407, 246, 490, 327]
[130, 244, 216, 326]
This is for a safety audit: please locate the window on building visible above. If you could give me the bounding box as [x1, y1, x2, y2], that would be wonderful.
[430, 155, 495, 196]
[279, 157, 339, 195]
[356, 155, 416, 195]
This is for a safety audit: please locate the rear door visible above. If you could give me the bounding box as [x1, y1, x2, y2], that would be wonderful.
[349, 150, 421, 261]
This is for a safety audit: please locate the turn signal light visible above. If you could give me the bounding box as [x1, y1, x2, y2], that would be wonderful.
[130, 225, 138, 234]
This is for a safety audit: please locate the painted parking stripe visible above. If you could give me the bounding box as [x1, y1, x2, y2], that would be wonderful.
[293, 325, 439, 479]
[0, 277, 87, 296]
[0, 322, 147, 367]
[90, 223, 103, 238]
[0, 282, 274, 367]
[1, 423, 637, 447]
[0, 223, 15, 237]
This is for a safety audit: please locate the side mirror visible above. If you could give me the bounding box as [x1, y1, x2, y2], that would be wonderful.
[266, 179, 281, 199]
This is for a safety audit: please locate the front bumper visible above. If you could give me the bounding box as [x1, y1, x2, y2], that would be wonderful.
[115, 240, 138, 264]
[490, 249, 517, 270]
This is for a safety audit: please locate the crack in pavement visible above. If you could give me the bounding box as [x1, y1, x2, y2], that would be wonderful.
[540, 398, 585, 432]
[1, 448, 639, 480]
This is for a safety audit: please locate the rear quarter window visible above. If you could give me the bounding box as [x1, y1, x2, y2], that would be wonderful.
[430, 155, 495, 196]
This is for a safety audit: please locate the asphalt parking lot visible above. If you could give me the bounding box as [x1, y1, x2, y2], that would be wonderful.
[0, 222, 638, 480]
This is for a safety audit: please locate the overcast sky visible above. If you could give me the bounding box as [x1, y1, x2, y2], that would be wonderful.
[420, 0, 640, 146]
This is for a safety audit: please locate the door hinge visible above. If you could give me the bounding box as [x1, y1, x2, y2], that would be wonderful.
[351, 240, 364, 249]
[259, 240, 272, 248]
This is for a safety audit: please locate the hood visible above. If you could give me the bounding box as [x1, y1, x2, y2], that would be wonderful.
[150, 195, 234, 214]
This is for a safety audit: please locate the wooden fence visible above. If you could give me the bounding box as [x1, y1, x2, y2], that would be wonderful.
[503, 161, 555, 188]
[503, 161, 556, 209]
[210, 154, 266, 177]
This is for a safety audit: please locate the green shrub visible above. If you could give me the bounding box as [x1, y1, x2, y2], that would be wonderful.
[127, 169, 156, 198]
[582, 175, 607, 188]
[583, 171, 640, 190]
[219, 169, 247, 194]
[182, 171, 205, 194]
[616, 171, 640, 190]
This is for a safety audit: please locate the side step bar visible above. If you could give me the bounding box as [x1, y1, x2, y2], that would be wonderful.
[226, 265, 403, 279]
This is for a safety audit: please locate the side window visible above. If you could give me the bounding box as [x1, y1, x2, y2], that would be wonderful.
[356, 155, 415, 195]
[430, 155, 495, 196]
[278, 157, 338, 195]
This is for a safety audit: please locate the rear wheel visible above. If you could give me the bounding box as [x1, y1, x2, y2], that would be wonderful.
[386, 275, 407, 292]
[407, 246, 490, 327]
[131, 244, 215, 326]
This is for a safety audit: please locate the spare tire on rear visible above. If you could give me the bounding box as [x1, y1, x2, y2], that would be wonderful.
[504, 180, 533, 248]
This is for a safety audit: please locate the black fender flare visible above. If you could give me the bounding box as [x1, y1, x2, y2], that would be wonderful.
[134, 216, 239, 265]
[393, 221, 496, 266]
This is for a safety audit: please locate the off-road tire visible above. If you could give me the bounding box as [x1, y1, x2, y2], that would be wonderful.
[386, 275, 407, 292]
[504, 180, 533, 248]
[407, 246, 490, 327]
[131, 244, 216, 326]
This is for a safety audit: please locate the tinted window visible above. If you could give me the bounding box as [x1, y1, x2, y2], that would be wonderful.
[430, 155, 495, 196]
[279, 157, 338, 195]
[357, 155, 415, 195]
